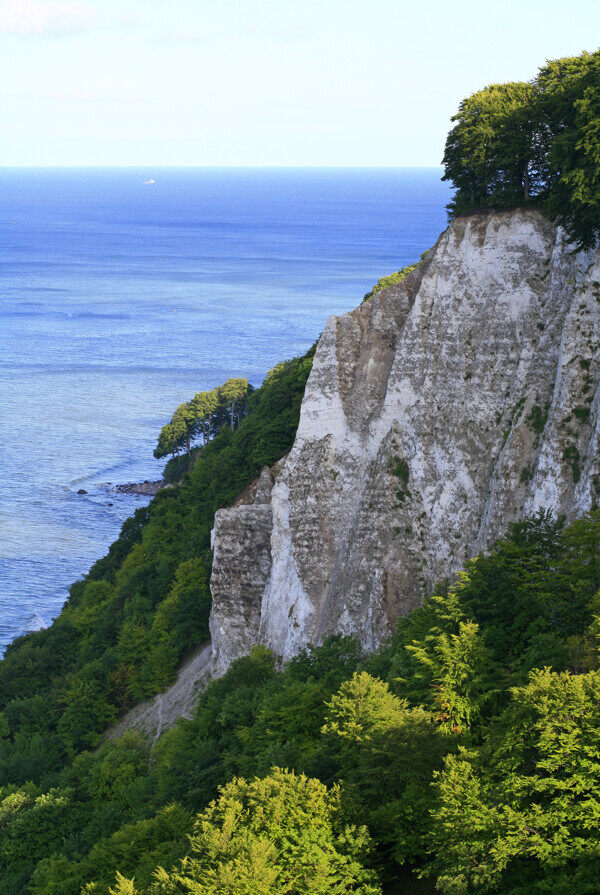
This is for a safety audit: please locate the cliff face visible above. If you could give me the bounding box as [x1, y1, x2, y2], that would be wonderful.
[210, 209, 600, 672]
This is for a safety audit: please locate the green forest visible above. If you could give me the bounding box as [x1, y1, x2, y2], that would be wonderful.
[442, 48, 600, 249]
[2, 503, 600, 894]
[2, 43, 600, 895]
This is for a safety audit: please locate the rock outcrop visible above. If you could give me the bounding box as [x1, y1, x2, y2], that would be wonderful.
[210, 209, 600, 669]
[106, 642, 213, 743]
[210, 462, 284, 674]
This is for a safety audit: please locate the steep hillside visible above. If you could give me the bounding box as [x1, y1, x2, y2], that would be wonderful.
[1, 206, 600, 894]
[0, 351, 314, 783]
[210, 208, 600, 669]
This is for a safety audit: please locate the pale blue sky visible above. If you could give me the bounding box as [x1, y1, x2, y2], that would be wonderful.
[1, 0, 599, 166]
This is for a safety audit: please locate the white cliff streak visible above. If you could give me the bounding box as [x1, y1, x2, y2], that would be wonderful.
[210, 209, 600, 666]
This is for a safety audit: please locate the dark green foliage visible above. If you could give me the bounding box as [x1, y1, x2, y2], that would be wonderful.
[390, 457, 411, 503]
[443, 81, 538, 215]
[526, 402, 549, 435]
[539, 52, 600, 252]
[161, 452, 197, 483]
[0, 348, 314, 786]
[0, 732, 158, 895]
[443, 49, 600, 250]
[322, 672, 451, 870]
[573, 404, 591, 423]
[2, 510, 600, 893]
[390, 457, 410, 485]
[563, 442, 582, 482]
[154, 378, 254, 460]
[398, 511, 600, 687]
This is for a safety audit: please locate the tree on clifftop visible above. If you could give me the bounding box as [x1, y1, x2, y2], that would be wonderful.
[539, 51, 600, 250]
[443, 81, 539, 215]
[442, 48, 600, 250]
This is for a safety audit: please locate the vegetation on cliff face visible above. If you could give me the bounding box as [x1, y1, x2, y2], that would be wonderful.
[361, 251, 429, 304]
[443, 48, 600, 249]
[1, 510, 600, 894]
[0, 348, 314, 788]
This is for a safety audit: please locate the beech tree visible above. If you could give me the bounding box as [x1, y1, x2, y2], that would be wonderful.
[443, 48, 600, 249]
[427, 668, 600, 894]
[154, 379, 253, 461]
[217, 377, 252, 430]
[322, 673, 449, 865]
[172, 402, 198, 457]
[540, 51, 600, 250]
[115, 769, 380, 894]
[442, 81, 538, 215]
[189, 389, 219, 446]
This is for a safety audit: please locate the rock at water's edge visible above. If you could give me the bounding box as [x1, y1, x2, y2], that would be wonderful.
[114, 480, 168, 496]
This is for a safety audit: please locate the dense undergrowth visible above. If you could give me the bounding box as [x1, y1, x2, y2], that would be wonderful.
[0, 347, 314, 787]
[1, 508, 600, 893]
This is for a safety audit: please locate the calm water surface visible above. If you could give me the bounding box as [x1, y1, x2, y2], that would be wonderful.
[0, 167, 450, 653]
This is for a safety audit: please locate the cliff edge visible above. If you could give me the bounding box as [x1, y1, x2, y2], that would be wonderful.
[110, 207, 600, 739]
[210, 208, 600, 670]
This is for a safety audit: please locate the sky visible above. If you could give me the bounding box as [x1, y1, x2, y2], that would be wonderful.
[0, 0, 599, 166]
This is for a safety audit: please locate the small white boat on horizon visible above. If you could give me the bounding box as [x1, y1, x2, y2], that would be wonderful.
[144, 178, 155, 184]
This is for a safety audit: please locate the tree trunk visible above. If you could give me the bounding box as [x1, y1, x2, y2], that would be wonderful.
[524, 167, 530, 201]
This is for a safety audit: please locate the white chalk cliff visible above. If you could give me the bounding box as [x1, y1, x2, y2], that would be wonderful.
[209, 208, 600, 673]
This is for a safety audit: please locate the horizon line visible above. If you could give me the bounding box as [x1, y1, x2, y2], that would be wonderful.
[0, 163, 445, 170]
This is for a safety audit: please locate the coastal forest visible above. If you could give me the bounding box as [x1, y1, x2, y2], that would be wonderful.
[1, 46, 600, 895]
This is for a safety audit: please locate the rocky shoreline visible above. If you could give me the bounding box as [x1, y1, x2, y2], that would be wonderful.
[81, 480, 170, 497]
[76, 480, 171, 497]
[115, 480, 169, 495]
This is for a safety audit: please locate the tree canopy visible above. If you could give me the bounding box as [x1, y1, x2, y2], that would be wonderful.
[2, 510, 600, 893]
[443, 48, 600, 249]
[144, 768, 379, 895]
[154, 378, 254, 461]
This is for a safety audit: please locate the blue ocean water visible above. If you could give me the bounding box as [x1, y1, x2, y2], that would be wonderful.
[0, 168, 450, 654]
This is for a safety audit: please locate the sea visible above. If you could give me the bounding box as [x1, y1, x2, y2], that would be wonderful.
[0, 167, 450, 654]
